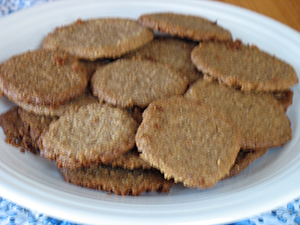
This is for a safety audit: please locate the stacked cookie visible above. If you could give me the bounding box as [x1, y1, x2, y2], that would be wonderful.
[0, 13, 297, 195]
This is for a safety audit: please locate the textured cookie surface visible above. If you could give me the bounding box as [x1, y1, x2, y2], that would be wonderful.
[91, 59, 189, 108]
[138, 12, 232, 41]
[42, 18, 154, 60]
[0, 50, 88, 106]
[41, 103, 138, 168]
[60, 165, 173, 196]
[191, 41, 298, 91]
[124, 37, 201, 84]
[185, 80, 292, 149]
[15, 90, 98, 117]
[136, 96, 241, 188]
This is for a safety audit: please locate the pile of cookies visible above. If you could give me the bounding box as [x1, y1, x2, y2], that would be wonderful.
[0, 12, 297, 195]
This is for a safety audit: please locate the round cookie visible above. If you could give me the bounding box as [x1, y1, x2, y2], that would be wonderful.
[60, 165, 173, 196]
[0, 49, 88, 106]
[91, 59, 189, 108]
[15, 90, 98, 117]
[184, 79, 292, 149]
[136, 96, 241, 189]
[40, 103, 138, 168]
[191, 40, 298, 91]
[42, 18, 154, 60]
[138, 12, 232, 41]
[124, 37, 201, 84]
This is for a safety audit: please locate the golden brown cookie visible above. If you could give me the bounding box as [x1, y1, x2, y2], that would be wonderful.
[124, 37, 201, 84]
[226, 149, 269, 178]
[40, 103, 139, 168]
[138, 12, 232, 41]
[60, 165, 174, 196]
[0, 50, 88, 106]
[136, 96, 241, 189]
[91, 59, 189, 108]
[15, 90, 98, 117]
[185, 79, 292, 150]
[191, 40, 298, 91]
[42, 18, 154, 60]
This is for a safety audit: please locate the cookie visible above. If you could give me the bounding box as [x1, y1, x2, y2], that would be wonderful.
[203, 74, 294, 112]
[0, 107, 24, 149]
[124, 37, 201, 84]
[185, 79, 292, 149]
[226, 149, 269, 178]
[191, 40, 298, 91]
[102, 148, 152, 170]
[40, 103, 139, 168]
[15, 90, 98, 117]
[18, 108, 56, 151]
[0, 50, 88, 106]
[138, 12, 232, 41]
[60, 165, 174, 196]
[0, 107, 54, 154]
[42, 18, 154, 60]
[136, 96, 241, 188]
[91, 59, 189, 108]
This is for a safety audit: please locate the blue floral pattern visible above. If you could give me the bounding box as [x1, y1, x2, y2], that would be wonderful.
[0, 0, 53, 17]
[1, 0, 300, 224]
[1, 196, 300, 225]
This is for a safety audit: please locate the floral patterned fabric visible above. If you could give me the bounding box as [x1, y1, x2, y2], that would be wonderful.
[0, 0, 300, 224]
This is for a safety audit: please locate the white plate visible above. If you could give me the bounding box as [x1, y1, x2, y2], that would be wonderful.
[0, 0, 300, 224]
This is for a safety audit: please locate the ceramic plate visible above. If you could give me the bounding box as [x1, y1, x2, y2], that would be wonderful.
[0, 1, 300, 224]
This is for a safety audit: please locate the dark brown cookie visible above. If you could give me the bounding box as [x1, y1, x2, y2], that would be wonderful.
[124, 37, 201, 84]
[91, 59, 189, 108]
[0, 50, 88, 106]
[136, 96, 241, 189]
[18, 108, 56, 151]
[0, 107, 24, 149]
[42, 18, 154, 60]
[40, 103, 139, 168]
[191, 41, 298, 91]
[185, 79, 292, 150]
[60, 165, 174, 196]
[138, 12, 232, 41]
[0, 107, 54, 154]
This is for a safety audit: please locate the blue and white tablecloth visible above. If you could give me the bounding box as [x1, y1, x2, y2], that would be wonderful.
[1, 1, 300, 224]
